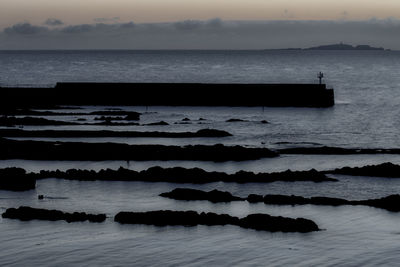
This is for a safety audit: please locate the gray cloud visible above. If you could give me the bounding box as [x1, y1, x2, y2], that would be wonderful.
[4, 23, 48, 35]
[61, 24, 94, 34]
[44, 18, 64, 26]
[1, 19, 400, 49]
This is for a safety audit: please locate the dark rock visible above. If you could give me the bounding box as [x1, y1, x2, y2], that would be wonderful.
[247, 194, 264, 203]
[29, 166, 334, 184]
[145, 121, 169, 126]
[357, 195, 400, 212]
[0, 138, 278, 161]
[160, 188, 243, 203]
[114, 210, 319, 233]
[328, 162, 400, 177]
[260, 120, 269, 124]
[238, 214, 319, 233]
[125, 114, 140, 121]
[278, 147, 400, 155]
[2, 206, 106, 223]
[0, 116, 79, 127]
[226, 118, 247, 122]
[76, 118, 86, 121]
[0, 168, 35, 191]
[38, 195, 44, 200]
[90, 111, 140, 120]
[0, 129, 232, 138]
[182, 118, 191, 121]
[194, 129, 232, 137]
[159, 188, 400, 212]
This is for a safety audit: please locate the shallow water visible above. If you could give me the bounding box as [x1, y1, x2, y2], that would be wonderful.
[2, 50, 400, 266]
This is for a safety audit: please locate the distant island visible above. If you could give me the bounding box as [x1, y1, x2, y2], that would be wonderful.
[276, 43, 388, 51]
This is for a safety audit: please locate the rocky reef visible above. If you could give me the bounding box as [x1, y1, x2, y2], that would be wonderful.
[2, 206, 106, 223]
[29, 166, 335, 183]
[328, 162, 400, 177]
[160, 188, 243, 202]
[0, 167, 36, 191]
[278, 146, 400, 155]
[0, 128, 232, 138]
[114, 210, 320, 233]
[160, 188, 400, 212]
[0, 138, 278, 161]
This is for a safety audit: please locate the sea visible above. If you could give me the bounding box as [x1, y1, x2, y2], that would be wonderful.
[1, 50, 400, 266]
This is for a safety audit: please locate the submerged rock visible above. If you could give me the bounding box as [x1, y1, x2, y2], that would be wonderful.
[2, 206, 106, 223]
[0, 167, 35, 191]
[114, 210, 320, 233]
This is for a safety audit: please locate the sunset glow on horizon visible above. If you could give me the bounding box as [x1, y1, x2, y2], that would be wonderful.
[1, 0, 400, 28]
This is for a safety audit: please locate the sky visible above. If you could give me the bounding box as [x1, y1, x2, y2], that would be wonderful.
[1, 0, 400, 49]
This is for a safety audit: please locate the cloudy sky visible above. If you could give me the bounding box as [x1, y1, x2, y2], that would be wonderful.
[1, 0, 399, 49]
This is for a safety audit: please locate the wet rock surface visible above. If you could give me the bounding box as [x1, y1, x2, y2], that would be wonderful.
[0, 167, 36, 191]
[328, 162, 400, 177]
[114, 210, 320, 233]
[2, 206, 106, 223]
[278, 146, 400, 155]
[160, 189, 400, 212]
[0, 138, 278, 161]
[160, 188, 243, 202]
[28, 166, 335, 183]
[0, 128, 232, 138]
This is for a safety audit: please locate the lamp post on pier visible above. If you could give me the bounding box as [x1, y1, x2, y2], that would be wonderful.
[318, 72, 324, 85]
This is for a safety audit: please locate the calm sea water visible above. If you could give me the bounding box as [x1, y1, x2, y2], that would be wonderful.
[1, 50, 400, 266]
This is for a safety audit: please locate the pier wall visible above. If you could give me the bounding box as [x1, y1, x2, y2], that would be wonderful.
[1, 83, 334, 108]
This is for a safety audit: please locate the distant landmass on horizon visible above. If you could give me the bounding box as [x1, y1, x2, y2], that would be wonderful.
[274, 43, 388, 51]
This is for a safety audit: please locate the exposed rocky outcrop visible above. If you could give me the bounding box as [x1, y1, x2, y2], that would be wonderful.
[0, 128, 232, 138]
[160, 189, 400, 212]
[0, 138, 278, 161]
[0, 116, 79, 126]
[0, 168, 36, 191]
[160, 188, 243, 202]
[145, 121, 169, 126]
[29, 166, 334, 183]
[2, 206, 106, 223]
[278, 146, 400, 155]
[114, 210, 320, 233]
[328, 162, 400, 177]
